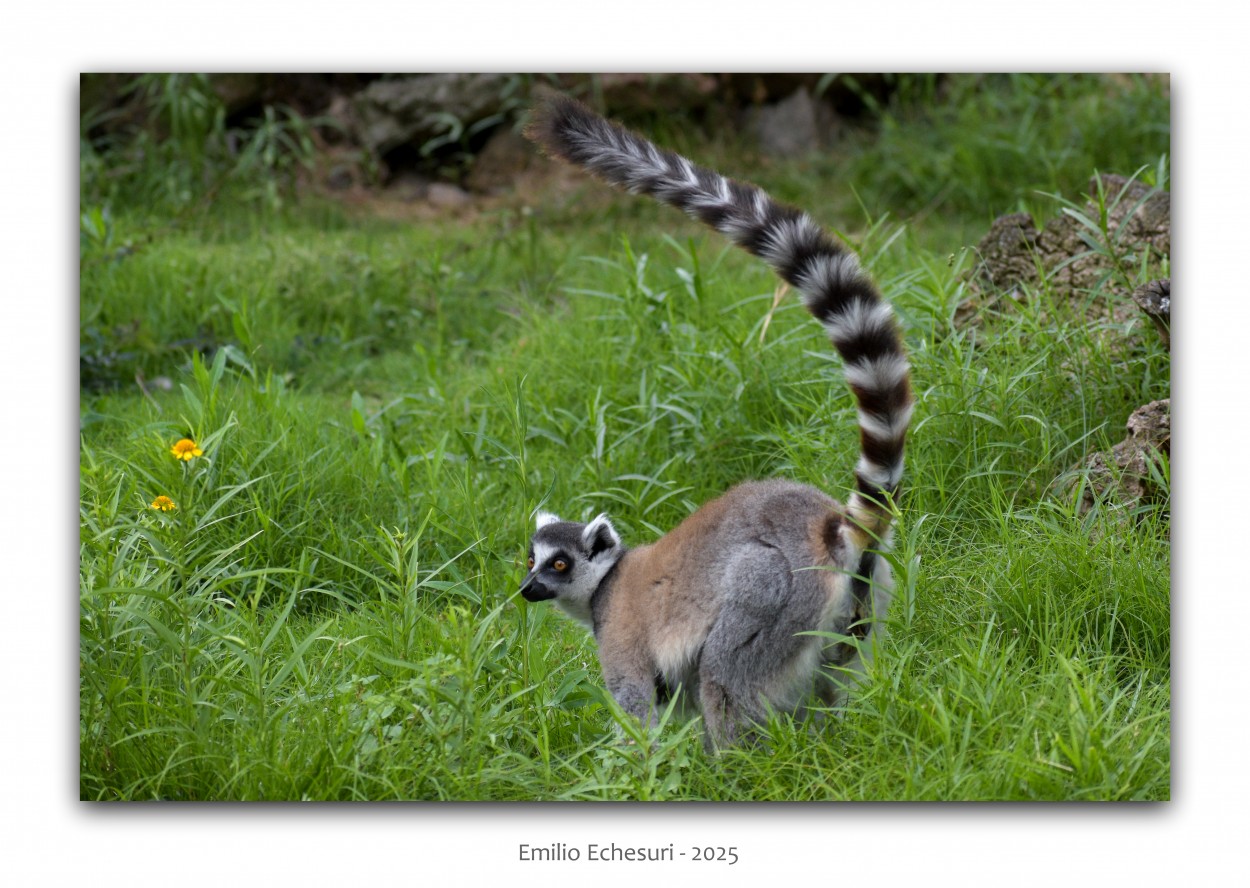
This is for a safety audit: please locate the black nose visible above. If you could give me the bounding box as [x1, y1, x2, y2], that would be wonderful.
[521, 585, 556, 602]
[519, 572, 556, 602]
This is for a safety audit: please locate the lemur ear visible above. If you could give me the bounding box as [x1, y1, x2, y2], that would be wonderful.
[535, 510, 561, 529]
[582, 513, 621, 558]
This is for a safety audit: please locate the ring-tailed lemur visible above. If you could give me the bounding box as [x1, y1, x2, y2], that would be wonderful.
[519, 93, 913, 749]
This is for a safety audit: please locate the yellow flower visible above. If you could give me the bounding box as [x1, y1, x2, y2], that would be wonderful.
[170, 438, 203, 461]
[149, 495, 177, 512]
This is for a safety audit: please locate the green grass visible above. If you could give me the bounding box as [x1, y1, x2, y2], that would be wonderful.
[80, 74, 1170, 801]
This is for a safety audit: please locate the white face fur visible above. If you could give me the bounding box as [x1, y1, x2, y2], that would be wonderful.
[521, 512, 623, 629]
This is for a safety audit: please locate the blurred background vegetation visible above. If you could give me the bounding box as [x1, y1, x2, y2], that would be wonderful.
[80, 73, 1170, 219]
[80, 72, 1171, 391]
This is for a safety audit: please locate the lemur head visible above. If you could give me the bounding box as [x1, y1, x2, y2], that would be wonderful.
[520, 511, 624, 628]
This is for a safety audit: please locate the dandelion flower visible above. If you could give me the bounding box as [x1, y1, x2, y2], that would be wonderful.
[170, 438, 203, 461]
[149, 495, 177, 512]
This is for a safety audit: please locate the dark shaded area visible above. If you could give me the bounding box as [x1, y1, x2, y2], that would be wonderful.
[81, 72, 907, 186]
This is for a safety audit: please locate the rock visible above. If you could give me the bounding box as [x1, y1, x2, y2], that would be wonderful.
[1125, 399, 1170, 449]
[389, 172, 432, 202]
[742, 87, 838, 157]
[1076, 399, 1170, 517]
[426, 182, 471, 209]
[325, 163, 355, 191]
[722, 73, 825, 105]
[1099, 174, 1170, 257]
[971, 212, 1041, 298]
[953, 213, 1039, 326]
[209, 74, 370, 119]
[310, 141, 376, 193]
[964, 174, 1170, 328]
[721, 73, 899, 116]
[208, 74, 266, 114]
[322, 94, 359, 146]
[1132, 279, 1171, 349]
[536, 74, 719, 117]
[352, 73, 516, 157]
[593, 73, 719, 115]
[464, 125, 534, 194]
[1035, 175, 1169, 301]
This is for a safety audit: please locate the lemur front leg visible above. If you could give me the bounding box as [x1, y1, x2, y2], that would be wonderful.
[601, 661, 661, 735]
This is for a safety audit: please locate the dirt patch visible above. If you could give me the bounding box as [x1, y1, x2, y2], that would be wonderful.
[1074, 398, 1170, 519]
[959, 173, 1170, 328]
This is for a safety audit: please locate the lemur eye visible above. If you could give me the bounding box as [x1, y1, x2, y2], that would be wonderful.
[553, 559, 569, 572]
[526, 556, 535, 570]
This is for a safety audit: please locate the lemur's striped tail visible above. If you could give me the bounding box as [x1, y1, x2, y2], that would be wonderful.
[526, 93, 912, 546]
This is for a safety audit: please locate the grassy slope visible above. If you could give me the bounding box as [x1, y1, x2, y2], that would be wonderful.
[79, 74, 1170, 800]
